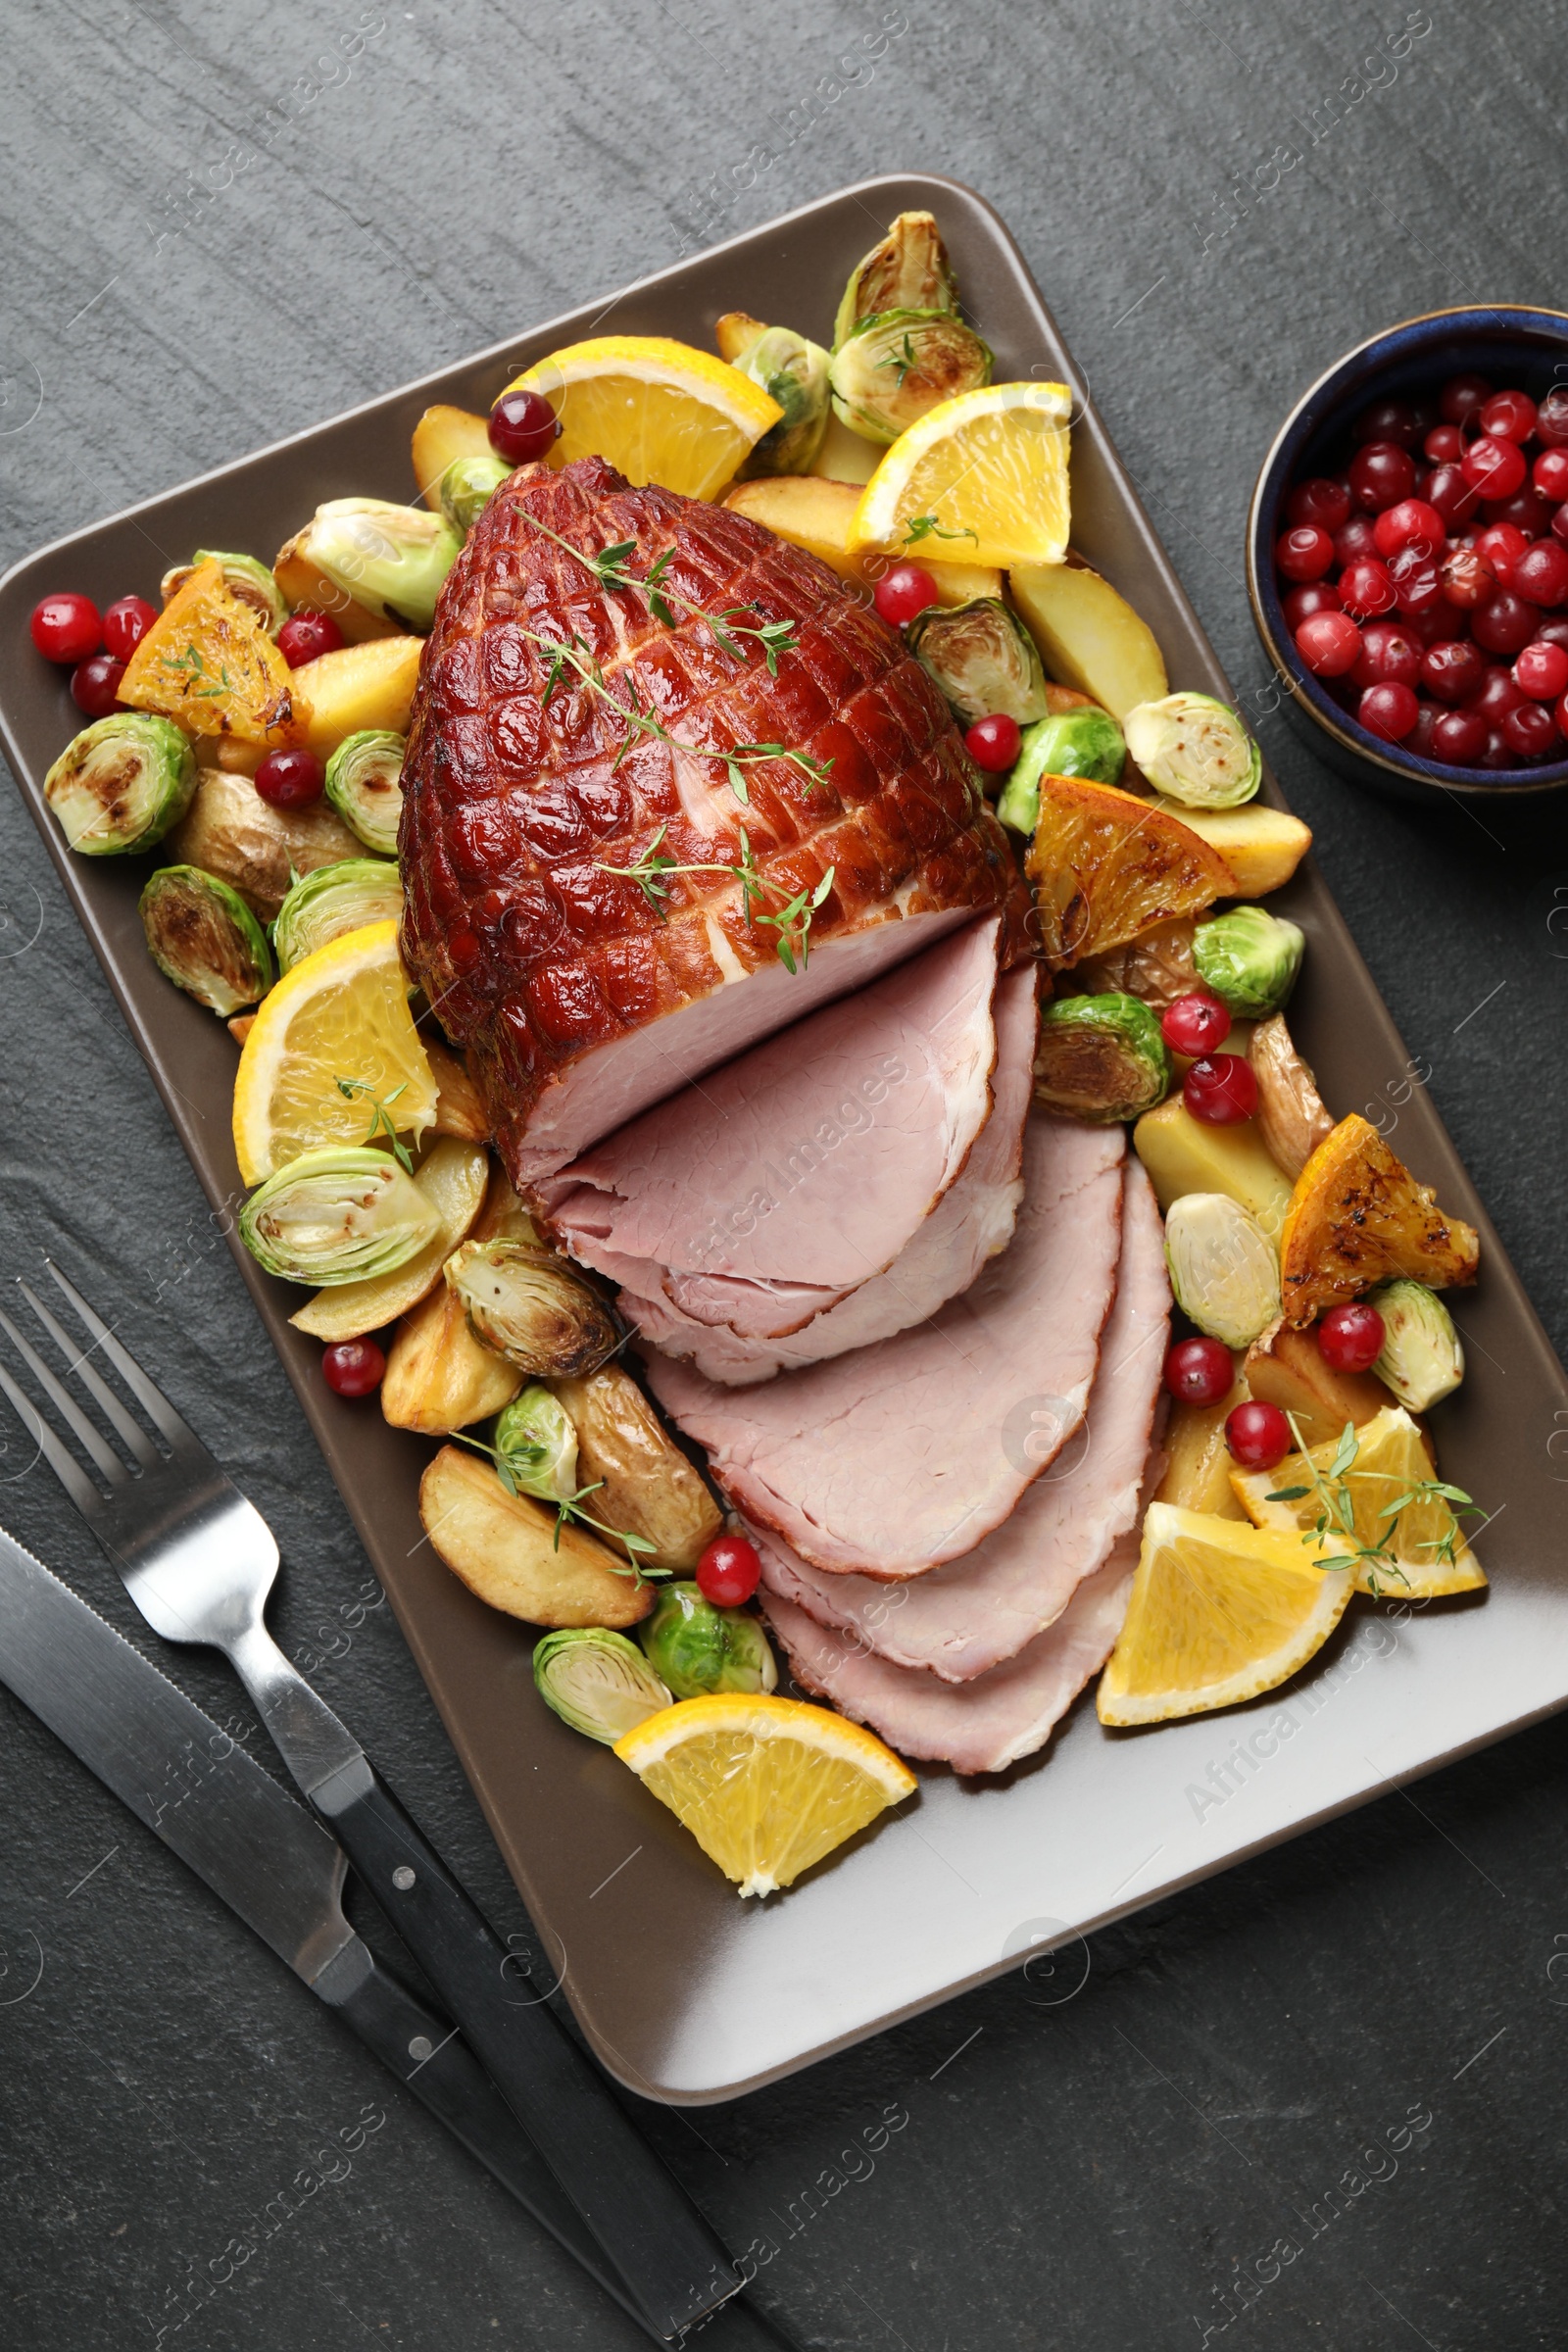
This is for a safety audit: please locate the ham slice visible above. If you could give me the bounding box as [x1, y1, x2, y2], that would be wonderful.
[544, 915, 1006, 1348]
[646, 1116, 1125, 1578]
[757, 1160, 1170, 1678]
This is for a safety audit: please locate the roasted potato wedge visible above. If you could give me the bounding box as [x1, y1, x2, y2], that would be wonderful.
[1153, 1376, 1250, 1519]
[290, 636, 423, 760]
[1026, 773, 1232, 971]
[290, 1137, 488, 1342]
[554, 1363, 721, 1574]
[1242, 1322, 1396, 1453]
[412, 404, 494, 508]
[1249, 1014, 1333, 1181]
[163, 767, 365, 923]
[1154, 801, 1312, 898]
[1278, 1115, 1481, 1329]
[1009, 556, 1169, 720]
[1067, 915, 1197, 1010]
[722, 474, 1002, 605]
[1133, 1095, 1295, 1241]
[426, 1037, 491, 1142]
[380, 1160, 535, 1431]
[419, 1446, 652, 1629]
[273, 537, 402, 643]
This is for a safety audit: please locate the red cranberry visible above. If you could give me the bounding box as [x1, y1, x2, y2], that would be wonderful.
[1501, 701, 1559, 760]
[1334, 514, 1381, 567]
[1225, 1400, 1294, 1472]
[1538, 389, 1568, 448]
[1461, 435, 1527, 501]
[1512, 540, 1568, 609]
[1276, 525, 1336, 582]
[1440, 542, 1492, 609]
[1339, 559, 1396, 619]
[1407, 704, 1441, 760]
[1420, 639, 1486, 704]
[1534, 449, 1568, 504]
[965, 713, 1021, 772]
[255, 748, 325, 808]
[1184, 1054, 1258, 1125]
[1425, 464, 1481, 529]
[1296, 611, 1362, 677]
[873, 564, 941, 626]
[1373, 499, 1444, 560]
[322, 1339, 385, 1397]
[1473, 522, 1531, 587]
[1552, 505, 1568, 551]
[1160, 992, 1232, 1057]
[1423, 424, 1465, 465]
[1482, 486, 1552, 536]
[1283, 581, 1343, 628]
[1163, 1337, 1236, 1408]
[1352, 400, 1422, 451]
[1440, 371, 1494, 426]
[1467, 664, 1527, 723]
[101, 595, 159, 662]
[1388, 548, 1444, 617]
[1513, 641, 1568, 701]
[1352, 620, 1421, 690]
[1479, 389, 1537, 443]
[1357, 680, 1420, 742]
[277, 610, 344, 666]
[1286, 477, 1351, 532]
[30, 591, 101, 664]
[1405, 600, 1460, 648]
[70, 653, 124, 717]
[1317, 1301, 1386, 1373]
[1479, 726, 1517, 769]
[1349, 442, 1417, 513]
[1558, 690, 1568, 740]
[1474, 589, 1541, 656]
[1431, 708, 1488, 765]
[695, 1533, 761, 1607]
[488, 386, 560, 465]
[1531, 615, 1568, 654]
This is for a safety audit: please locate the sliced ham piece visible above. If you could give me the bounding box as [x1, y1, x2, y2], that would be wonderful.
[757, 1160, 1170, 1678]
[646, 1115, 1126, 1579]
[544, 914, 1005, 1348]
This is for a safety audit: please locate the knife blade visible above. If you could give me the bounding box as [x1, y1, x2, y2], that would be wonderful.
[0, 1523, 791, 2348]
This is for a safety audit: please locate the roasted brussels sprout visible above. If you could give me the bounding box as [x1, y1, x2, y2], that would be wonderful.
[444, 1241, 619, 1377]
[161, 551, 286, 636]
[1368, 1279, 1465, 1410]
[324, 729, 405, 856]
[1164, 1192, 1281, 1348]
[239, 1146, 440, 1284]
[906, 597, 1049, 726]
[833, 210, 959, 349]
[436, 454, 510, 535]
[995, 705, 1126, 833]
[139, 864, 274, 1013]
[717, 317, 832, 476]
[494, 1384, 580, 1503]
[828, 309, 993, 444]
[1194, 906, 1304, 1017]
[1033, 994, 1171, 1124]
[272, 858, 405, 973]
[638, 1581, 778, 1700]
[533, 1627, 672, 1743]
[294, 499, 462, 632]
[44, 713, 197, 857]
[1124, 693, 1261, 809]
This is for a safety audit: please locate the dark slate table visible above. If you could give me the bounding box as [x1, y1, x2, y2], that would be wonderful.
[2, 5, 1565, 2346]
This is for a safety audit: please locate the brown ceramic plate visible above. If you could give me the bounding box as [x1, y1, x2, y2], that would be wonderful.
[4, 176, 1567, 2106]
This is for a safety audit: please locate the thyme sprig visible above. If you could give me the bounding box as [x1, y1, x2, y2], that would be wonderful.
[523, 514, 801, 675]
[600, 820, 836, 974]
[878, 331, 921, 388]
[452, 1431, 667, 1587]
[902, 513, 979, 548]
[1266, 1415, 1482, 1599]
[335, 1076, 414, 1175]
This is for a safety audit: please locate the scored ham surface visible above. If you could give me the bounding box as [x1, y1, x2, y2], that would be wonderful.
[646, 1116, 1126, 1579]
[400, 455, 1029, 1193]
[756, 1159, 1170, 1677]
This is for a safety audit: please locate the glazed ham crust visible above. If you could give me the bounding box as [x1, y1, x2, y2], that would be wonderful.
[400, 456, 1028, 1191]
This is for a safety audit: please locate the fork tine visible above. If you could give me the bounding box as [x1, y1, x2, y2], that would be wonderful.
[0, 1306, 129, 1488]
[0, 1357, 106, 1517]
[18, 1281, 161, 1471]
[43, 1261, 197, 1453]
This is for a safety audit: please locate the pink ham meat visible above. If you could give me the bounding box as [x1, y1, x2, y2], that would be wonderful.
[645, 1115, 1126, 1579]
[762, 1527, 1142, 1776]
[756, 1160, 1170, 1678]
[543, 915, 1006, 1352]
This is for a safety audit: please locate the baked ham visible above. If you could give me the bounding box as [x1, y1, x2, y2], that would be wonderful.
[646, 1116, 1126, 1579]
[400, 456, 1029, 1193]
[546, 917, 1036, 1381]
[755, 1160, 1170, 1678]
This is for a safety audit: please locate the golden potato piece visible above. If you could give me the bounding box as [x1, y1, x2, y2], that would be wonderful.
[273, 538, 401, 643]
[419, 1446, 652, 1629]
[1153, 1377, 1250, 1520]
[722, 474, 1001, 605]
[1134, 1096, 1294, 1243]
[425, 1037, 491, 1142]
[1249, 1014, 1333, 1182]
[380, 1158, 536, 1433]
[1027, 773, 1232, 971]
[1242, 1322, 1398, 1454]
[1278, 1114, 1480, 1329]
[555, 1363, 721, 1574]
[1152, 800, 1312, 898]
[1009, 557, 1168, 721]
[411, 404, 494, 508]
[289, 1137, 488, 1342]
[290, 636, 424, 760]
[163, 767, 365, 923]
[1069, 915, 1197, 1010]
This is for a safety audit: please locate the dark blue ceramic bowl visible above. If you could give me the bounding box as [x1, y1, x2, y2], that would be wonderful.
[1247, 305, 1568, 802]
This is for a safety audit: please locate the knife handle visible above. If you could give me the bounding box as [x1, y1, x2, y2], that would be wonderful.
[312, 1756, 738, 2342]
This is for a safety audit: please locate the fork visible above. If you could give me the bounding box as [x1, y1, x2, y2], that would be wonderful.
[0, 1260, 741, 2345]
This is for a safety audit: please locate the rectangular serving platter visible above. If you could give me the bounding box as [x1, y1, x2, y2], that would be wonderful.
[4, 174, 1567, 2105]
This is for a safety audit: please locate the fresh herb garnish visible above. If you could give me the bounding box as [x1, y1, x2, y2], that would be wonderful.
[599, 821, 836, 975]
[902, 513, 979, 548]
[878, 331, 921, 388]
[335, 1076, 414, 1174]
[522, 513, 801, 675]
[161, 643, 235, 700]
[1267, 1415, 1482, 1599]
[452, 1432, 667, 1587]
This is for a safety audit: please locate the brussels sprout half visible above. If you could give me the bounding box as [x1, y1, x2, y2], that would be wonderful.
[637, 1581, 778, 1700]
[533, 1627, 671, 1744]
[302, 498, 463, 631]
[730, 323, 832, 477]
[1368, 1279, 1465, 1410]
[437, 454, 511, 535]
[828, 310, 993, 445]
[444, 1241, 620, 1378]
[1124, 693, 1261, 809]
[1164, 1192, 1281, 1348]
[161, 551, 286, 635]
[1033, 994, 1172, 1124]
[1194, 906, 1304, 1018]
[139, 864, 273, 1014]
[239, 1147, 440, 1285]
[833, 210, 959, 350]
[995, 705, 1126, 833]
[494, 1383, 580, 1503]
[45, 713, 196, 857]
[906, 598, 1050, 727]
[272, 858, 405, 973]
[324, 729, 406, 856]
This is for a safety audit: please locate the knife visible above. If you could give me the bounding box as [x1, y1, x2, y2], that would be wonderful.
[0, 1524, 787, 2350]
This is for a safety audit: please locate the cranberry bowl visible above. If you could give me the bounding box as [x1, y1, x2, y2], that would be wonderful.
[1248, 305, 1568, 802]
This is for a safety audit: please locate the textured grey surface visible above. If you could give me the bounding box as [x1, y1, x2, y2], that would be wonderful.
[1, 4, 1567, 2347]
